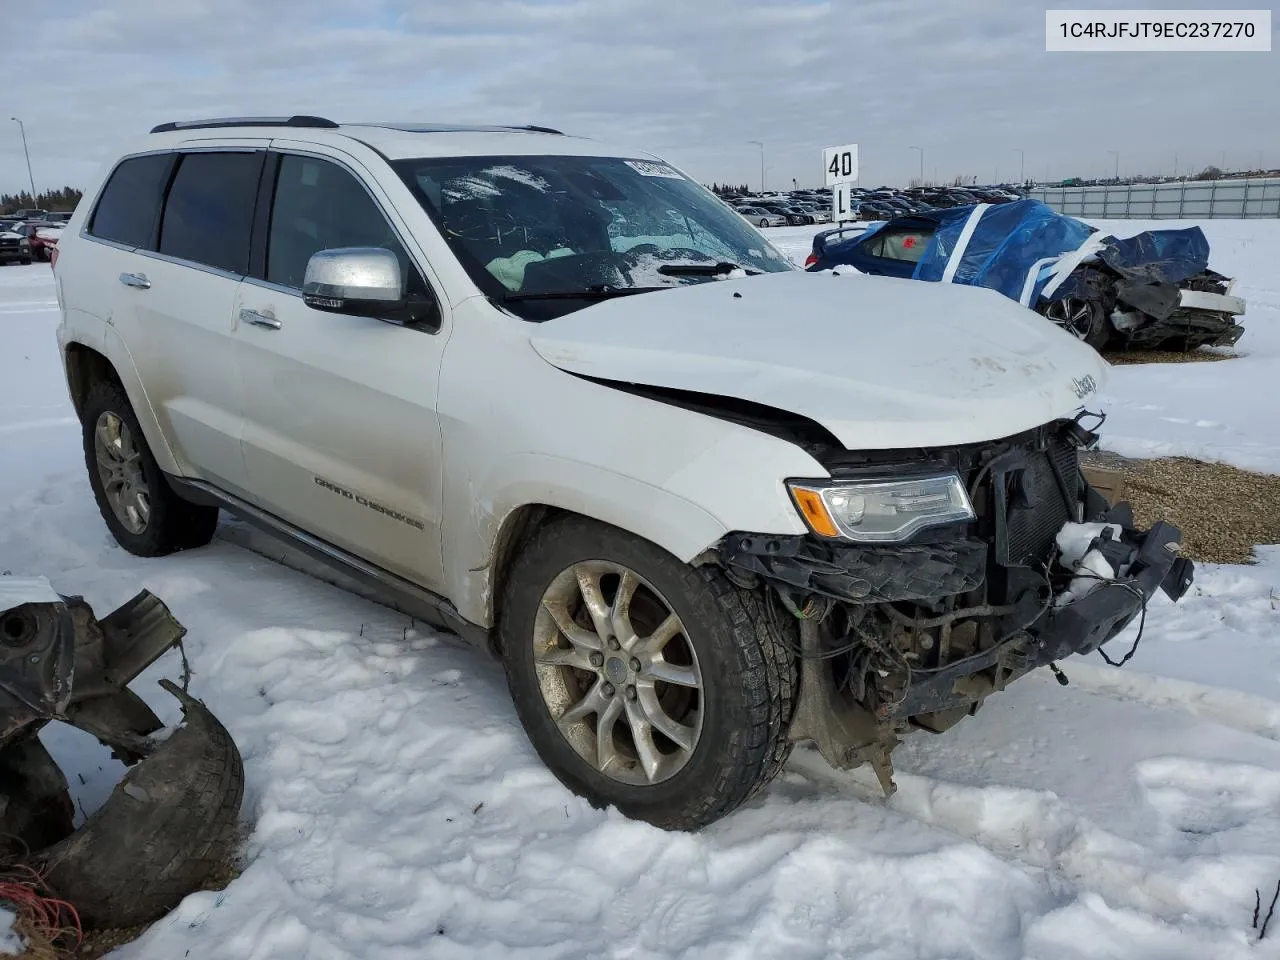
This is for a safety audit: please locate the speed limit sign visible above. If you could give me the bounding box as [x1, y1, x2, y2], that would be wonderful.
[823, 144, 859, 187]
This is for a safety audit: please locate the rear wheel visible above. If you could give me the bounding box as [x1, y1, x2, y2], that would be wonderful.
[1039, 296, 1110, 350]
[500, 517, 795, 830]
[81, 378, 219, 556]
[758, 218, 769, 228]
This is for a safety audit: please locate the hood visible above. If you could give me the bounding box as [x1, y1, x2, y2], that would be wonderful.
[528, 271, 1108, 451]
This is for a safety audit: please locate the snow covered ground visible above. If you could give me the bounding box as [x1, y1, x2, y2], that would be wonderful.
[2, 217, 1279, 958]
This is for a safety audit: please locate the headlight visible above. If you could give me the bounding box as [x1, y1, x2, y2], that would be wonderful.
[788, 472, 975, 542]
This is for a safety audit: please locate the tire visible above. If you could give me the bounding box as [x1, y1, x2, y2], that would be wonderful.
[36, 685, 245, 929]
[758, 218, 769, 228]
[500, 516, 796, 830]
[81, 377, 219, 556]
[20, 257, 32, 265]
[1038, 296, 1111, 351]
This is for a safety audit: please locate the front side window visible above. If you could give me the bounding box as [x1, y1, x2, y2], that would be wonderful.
[266, 154, 415, 291]
[393, 154, 793, 320]
[88, 153, 173, 249]
[158, 151, 263, 274]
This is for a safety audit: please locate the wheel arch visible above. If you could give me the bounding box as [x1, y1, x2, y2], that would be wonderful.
[447, 461, 737, 637]
[62, 336, 182, 476]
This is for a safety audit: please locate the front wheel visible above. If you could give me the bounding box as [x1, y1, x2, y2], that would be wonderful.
[1039, 296, 1111, 350]
[500, 517, 795, 830]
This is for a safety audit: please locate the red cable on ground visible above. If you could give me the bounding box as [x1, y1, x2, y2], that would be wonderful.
[0, 864, 83, 950]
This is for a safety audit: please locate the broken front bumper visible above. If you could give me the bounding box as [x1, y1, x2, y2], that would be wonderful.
[889, 511, 1192, 718]
[720, 506, 1194, 720]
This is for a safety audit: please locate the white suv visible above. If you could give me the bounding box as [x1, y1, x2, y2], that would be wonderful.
[53, 116, 1194, 829]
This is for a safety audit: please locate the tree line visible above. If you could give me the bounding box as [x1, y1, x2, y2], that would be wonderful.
[1, 187, 83, 215]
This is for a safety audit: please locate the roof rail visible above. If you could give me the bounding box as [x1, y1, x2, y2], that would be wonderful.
[349, 122, 564, 136]
[149, 115, 340, 134]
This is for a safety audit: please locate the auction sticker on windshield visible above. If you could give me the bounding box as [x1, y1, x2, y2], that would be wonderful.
[625, 160, 685, 179]
[1046, 9, 1271, 50]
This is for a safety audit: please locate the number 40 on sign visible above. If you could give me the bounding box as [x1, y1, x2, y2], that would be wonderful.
[823, 144, 858, 186]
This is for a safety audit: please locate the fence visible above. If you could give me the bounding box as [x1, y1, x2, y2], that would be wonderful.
[1027, 176, 1280, 220]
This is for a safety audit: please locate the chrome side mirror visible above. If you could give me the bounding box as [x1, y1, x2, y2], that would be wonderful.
[302, 247, 403, 313]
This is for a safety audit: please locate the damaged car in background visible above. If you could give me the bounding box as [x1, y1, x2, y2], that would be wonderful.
[805, 198, 1246, 351]
[55, 119, 1194, 832]
[0, 577, 242, 929]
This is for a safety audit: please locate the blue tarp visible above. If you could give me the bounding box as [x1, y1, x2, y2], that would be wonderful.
[912, 199, 1095, 303]
[1096, 226, 1210, 285]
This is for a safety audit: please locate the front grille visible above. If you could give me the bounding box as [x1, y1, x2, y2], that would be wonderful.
[994, 436, 1078, 567]
[0, 239, 18, 247]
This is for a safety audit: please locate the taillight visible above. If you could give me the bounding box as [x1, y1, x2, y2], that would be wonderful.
[803, 253, 818, 268]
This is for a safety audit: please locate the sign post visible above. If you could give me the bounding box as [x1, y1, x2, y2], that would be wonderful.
[823, 143, 859, 223]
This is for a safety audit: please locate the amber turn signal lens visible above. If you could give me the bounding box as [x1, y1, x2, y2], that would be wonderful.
[790, 487, 840, 538]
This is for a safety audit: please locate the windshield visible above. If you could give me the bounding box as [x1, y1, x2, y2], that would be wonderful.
[393, 154, 794, 320]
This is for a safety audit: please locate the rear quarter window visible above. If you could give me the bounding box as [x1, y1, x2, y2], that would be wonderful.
[87, 153, 174, 249]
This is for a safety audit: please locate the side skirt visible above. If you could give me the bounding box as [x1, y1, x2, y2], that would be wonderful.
[165, 475, 493, 652]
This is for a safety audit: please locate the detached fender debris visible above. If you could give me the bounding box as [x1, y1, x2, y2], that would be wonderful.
[0, 579, 244, 930]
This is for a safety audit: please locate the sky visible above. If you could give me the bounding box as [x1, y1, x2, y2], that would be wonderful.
[4, 0, 1278, 195]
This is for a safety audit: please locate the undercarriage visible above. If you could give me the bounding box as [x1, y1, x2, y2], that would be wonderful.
[716, 414, 1195, 790]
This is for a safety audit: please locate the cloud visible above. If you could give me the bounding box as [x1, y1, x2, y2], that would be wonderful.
[5, 0, 1277, 194]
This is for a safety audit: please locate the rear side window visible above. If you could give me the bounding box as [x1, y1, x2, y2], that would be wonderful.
[158, 152, 264, 275]
[88, 153, 173, 248]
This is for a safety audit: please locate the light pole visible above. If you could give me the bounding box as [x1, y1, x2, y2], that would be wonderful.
[1014, 148, 1025, 184]
[908, 145, 923, 184]
[1107, 149, 1119, 180]
[747, 140, 765, 192]
[10, 117, 36, 202]
[1173, 151, 1178, 177]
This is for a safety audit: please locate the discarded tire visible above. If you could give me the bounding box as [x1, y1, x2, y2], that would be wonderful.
[33, 681, 244, 929]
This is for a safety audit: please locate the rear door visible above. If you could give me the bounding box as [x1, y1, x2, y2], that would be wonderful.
[232, 146, 450, 591]
[125, 147, 268, 490]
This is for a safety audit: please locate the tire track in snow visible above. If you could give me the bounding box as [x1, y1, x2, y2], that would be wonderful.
[1038, 662, 1280, 743]
[788, 748, 1279, 945]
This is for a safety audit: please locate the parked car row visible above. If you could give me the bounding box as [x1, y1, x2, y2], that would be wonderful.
[723, 183, 1026, 226]
[0, 212, 67, 264]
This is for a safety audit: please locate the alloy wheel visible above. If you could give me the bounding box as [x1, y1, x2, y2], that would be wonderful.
[93, 411, 151, 535]
[1042, 297, 1097, 341]
[532, 560, 704, 786]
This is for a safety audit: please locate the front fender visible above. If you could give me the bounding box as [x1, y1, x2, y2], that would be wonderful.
[448, 454, 727, 626]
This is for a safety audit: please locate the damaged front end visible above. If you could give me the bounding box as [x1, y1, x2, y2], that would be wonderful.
[715, 414, 1194, 793]
[1052, 226, 1246, 350]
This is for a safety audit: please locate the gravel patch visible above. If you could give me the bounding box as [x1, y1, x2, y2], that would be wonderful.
[1083, 451, 1280, 564]
[1103, 347, 1239, 366]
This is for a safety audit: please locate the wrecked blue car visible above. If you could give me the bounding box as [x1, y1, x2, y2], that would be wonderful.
[804, 199, 1246, 351]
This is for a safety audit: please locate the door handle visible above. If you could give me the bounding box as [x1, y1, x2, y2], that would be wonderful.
[118, 272, 150, 289]
[239, 308, 281, 330]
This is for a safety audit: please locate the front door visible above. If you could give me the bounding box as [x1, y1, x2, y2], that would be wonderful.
[233, 148, 450, 591]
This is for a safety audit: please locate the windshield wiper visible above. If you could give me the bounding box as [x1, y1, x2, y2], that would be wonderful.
[503, 285, 670, 302]
[656, 261, 760, 277]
